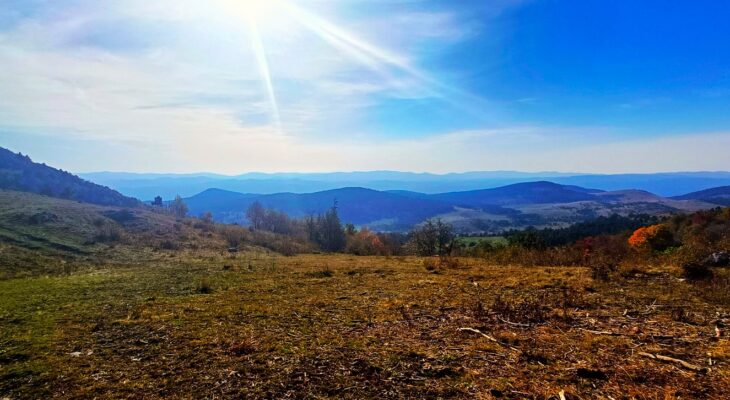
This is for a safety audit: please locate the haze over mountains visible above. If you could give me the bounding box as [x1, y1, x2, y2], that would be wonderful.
[2, 147, 729, 233]
[81, 171, 730, 200]
[182, 182, 718, 233]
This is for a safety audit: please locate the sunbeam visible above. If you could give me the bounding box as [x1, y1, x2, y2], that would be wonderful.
[276, 1, 492, 117]
[280, 2, 432, 88]
[247, 17, 281, 132]
[216, 0, 282, 131]
[214, 0, 493, 127]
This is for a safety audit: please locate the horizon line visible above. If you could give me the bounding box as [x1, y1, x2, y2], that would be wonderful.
[77, 170, 730, 177]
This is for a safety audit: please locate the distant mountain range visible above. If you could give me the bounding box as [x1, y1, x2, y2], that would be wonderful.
[80, 171, 730, 200]
[1, 146, 728, 233]
[0, 147, 139, 207]
[673, 186, 730, 206]
[183, 181, 718, 232]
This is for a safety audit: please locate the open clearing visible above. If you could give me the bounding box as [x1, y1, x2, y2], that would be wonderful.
[1, 252, 728, 399]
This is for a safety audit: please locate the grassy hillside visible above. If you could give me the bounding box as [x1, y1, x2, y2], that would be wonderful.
[0, 147, 139, 207]
[0, 190, 224, 279]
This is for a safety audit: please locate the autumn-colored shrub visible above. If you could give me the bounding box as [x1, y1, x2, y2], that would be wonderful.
[346, 228, 386, 256]
[628, 224, 674, 251]
[439, 256, 461, 269]
[423, 257, 439, 271]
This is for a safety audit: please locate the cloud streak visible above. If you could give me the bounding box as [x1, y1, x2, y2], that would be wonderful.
[1, 0, 727, 174]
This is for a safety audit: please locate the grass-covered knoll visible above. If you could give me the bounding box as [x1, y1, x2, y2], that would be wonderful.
[0, 190, 225, 279]
[1, 251, 729, 399]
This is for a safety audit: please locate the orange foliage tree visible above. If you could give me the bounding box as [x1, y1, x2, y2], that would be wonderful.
[346, 228, 386, 255]
[628, 224, 674, 251]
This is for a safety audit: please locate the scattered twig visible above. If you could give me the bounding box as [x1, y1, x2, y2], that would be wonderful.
[647, 334, 675, 340]
[638, 352, 710, 373]
[457, 327, 520, 352]
[498, 316, 531, 328]
[578, 328, 625, 336]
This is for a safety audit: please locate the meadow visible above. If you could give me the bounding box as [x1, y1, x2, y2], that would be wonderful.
[2, 250, 728, 399]
[456, 236, 508, 248]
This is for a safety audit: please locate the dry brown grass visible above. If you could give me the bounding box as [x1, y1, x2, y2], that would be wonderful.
[1, 252, 729, 399]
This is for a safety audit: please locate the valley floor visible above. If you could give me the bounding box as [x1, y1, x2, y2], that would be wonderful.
[1, 252, 729, 399]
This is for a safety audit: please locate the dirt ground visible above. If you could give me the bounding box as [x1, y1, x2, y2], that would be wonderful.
[1, 251, 728, 399]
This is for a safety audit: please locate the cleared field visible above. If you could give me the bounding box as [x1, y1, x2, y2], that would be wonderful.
[1, 252, 728, 399]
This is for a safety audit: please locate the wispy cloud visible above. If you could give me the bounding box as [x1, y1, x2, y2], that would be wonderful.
[1, 0, 727, 174]
[0, 0, 492, 142]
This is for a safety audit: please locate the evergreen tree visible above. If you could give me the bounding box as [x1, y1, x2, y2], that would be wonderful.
[318, 202, 346, 252]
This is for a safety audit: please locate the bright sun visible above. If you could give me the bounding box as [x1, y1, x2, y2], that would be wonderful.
[209, 0, 458, 132]
[220, 0, 279, 21]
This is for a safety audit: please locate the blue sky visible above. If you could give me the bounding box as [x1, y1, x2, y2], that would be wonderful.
[1, 0, 729, 173]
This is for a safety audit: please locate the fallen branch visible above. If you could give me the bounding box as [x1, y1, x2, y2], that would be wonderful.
[457, 327, 521, 352]
[579, 328, 625, 336]
[639, 352, 709, 373]
[580, 328, 676, 341]
[646, 334, 675, 340]
[498, 317, 532, 328]
[458, 327, 499, 342]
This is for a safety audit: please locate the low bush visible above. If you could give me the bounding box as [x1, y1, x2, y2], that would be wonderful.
[438, 256, 460, 269]
[489, 293, 549, 325]
[196, 279, 214, 294]
[93, 222, 124, 243]
[682, 262, 713, 281]
[305, 267, 334, 278]
[159, 239, 180, 250]
[423, 257, 438, 271]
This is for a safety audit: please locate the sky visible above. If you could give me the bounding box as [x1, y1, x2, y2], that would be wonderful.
[1, 0, 729, 174]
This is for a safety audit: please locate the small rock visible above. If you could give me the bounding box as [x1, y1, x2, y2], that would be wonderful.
[704, 251, 730, 267]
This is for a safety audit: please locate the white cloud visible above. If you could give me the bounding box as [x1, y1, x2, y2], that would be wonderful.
[0, 0, 485, 141]
[2, 0, 724, 175]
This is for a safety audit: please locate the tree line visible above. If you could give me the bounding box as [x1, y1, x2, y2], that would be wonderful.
[239, 200, 455, 256]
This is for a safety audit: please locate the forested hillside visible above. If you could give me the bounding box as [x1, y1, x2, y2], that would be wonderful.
[0, 147, 139, 207]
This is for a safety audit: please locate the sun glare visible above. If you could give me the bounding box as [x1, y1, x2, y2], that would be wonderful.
[211, 0, 483, 131]
[220, 0, 278, 20]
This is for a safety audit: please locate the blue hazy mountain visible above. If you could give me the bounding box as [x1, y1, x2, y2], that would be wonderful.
[80, 171, 730, 200]
[431, 181, 598, 207]
[672, 186, 730, 206]
[185, 187, 454, 231]
[3, 148, 722, 233]
[182, 181, 718, 232]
